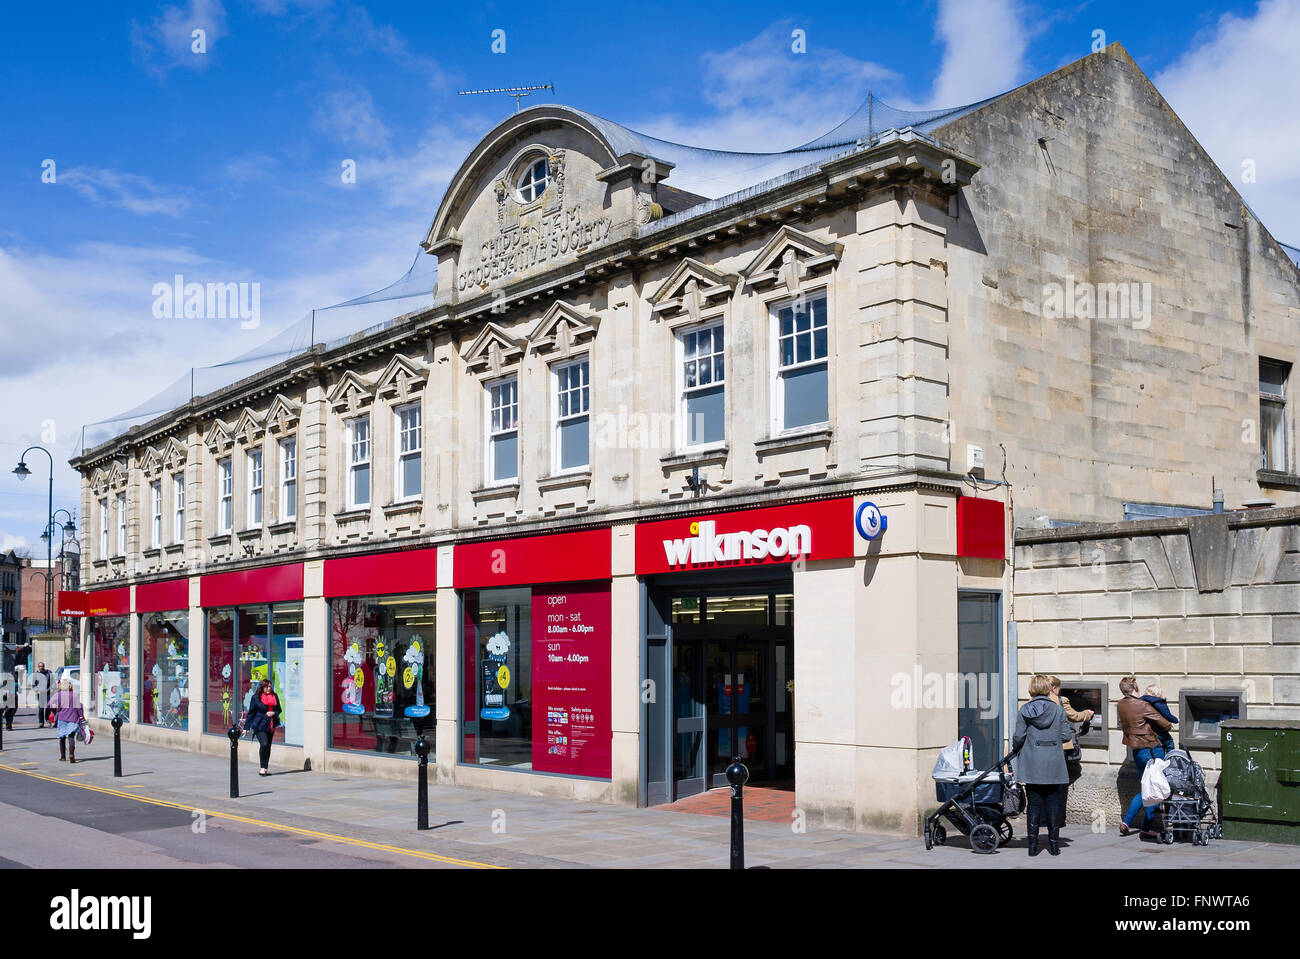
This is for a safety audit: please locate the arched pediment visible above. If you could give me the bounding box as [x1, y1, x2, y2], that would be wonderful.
[650, 258, 738, 323]
[742, 225, 843, 293]
[528, 302, 599, 359]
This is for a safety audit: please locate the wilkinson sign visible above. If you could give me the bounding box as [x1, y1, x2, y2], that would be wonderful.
[635, 499, 853, 575]
[663, 520, 811, 567]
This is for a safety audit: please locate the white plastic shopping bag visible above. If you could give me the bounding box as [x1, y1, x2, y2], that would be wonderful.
[1141, 757, 1171, 807]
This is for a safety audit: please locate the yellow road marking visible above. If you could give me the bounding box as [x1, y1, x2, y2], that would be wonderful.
[0, 762, 501, 869]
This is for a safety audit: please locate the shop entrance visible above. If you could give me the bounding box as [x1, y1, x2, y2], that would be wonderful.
[646, 585, 794, 804]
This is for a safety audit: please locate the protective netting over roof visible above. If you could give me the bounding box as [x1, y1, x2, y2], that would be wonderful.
[77, 93, 1005, 457]
[1281, 242, 1300, 269]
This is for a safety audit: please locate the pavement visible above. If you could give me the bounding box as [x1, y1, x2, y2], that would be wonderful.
[1, 708, 1297, 869]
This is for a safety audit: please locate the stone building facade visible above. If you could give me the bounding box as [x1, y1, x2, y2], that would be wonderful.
[66, 45, 1300, 835]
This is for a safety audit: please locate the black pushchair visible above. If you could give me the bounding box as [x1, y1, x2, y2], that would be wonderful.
[1158, 749, 1221, 845]
[925, 737, 1024, 854]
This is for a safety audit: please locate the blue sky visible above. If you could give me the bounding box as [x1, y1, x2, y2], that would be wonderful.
[0, 0, 1296, 553]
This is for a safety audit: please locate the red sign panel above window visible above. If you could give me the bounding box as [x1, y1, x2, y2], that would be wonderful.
[323, 547, 439, 598]
[453, 528, 611, 589]
[136, 576, 190, 613]
[58, 590, 87, 617]
[956, 496, 1006, 560]
[634, 498, 853, 575]
[84, 587, 130, 617]
[200, 562, 304, 607]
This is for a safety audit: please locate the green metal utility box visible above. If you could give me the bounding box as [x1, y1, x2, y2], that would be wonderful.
[1220, 720, 1300, 845]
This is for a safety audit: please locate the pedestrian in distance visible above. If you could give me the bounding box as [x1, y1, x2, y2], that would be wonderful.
[50, 680, 84, 763]
[1116, 675, 1173, 837]
[240, 678, 283, 777]
[1012, 674, 1075, 857]
[32, 661, 53, 728]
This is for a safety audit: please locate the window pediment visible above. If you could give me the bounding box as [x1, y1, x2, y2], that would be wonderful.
[105, 458, 128, 492]
[742, 225, 842, 294]
[650, 258, 737, 324]
[376, 354, 429, 404]
[528, 302, 599, 359]
[139, 445, 164, 479]
[204, 419, 235, 456]
[462, 322, 526, 377]
[265, 394, 302, 436]
[327, 370, 376, 414]
[232, 408, 266, 448]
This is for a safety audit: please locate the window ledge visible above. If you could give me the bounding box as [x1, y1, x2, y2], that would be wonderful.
[1257, 469, 1300, 491]
[142, 547, 162, 559]
[236, 526, 263, 539]
[163, 543, 184, 553]
[382, 500, 423, 517]
[267, 520, 297, 534]
[471, 483, 520, 501]
[538, 470, 592, 492]
[334, 507, 371, 521]
[207, 534, 232, 546]
[754, 427, 832, 456]
[92, 559, 108, 569]
[660, 446, 729, 469]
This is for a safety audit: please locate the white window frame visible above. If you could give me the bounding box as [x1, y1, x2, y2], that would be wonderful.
[486, 376, 520, 485]
[218, 457, 233, 534]
[346, 416, 371, 509]
[394, 403, 423, 501]
[279, 438, 297, 522]
[676, 319, 726, 451]
[516, 156, 550, 203]
[99, 498, 108, 559]
[247, 447, 263, 526]
[552, 357, 590, 473]
[172, 473, 185, 544]
[150, 481, 162, 549]
[770, 290, 830, 435]
[116, 492, 126, 556]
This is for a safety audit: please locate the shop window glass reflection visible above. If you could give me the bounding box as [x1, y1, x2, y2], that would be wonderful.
[461, 588, 532, 767]
[329, 593, 436, 758]
[91, 616, 130, 719]
[205, 603, 304, 746]
[141, 610, 189, 728]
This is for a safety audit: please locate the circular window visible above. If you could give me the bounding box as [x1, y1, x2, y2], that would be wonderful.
[516, 156, 550, 203]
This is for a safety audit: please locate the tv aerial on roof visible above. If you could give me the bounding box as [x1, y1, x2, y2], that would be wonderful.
[458, 83, 555, 112]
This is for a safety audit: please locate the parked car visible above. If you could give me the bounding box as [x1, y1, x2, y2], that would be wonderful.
[54, 665, 80, 695]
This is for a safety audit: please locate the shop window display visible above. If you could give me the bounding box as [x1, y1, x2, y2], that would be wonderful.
[329, 593, 436, 758]
[91, 616, 130, 719]
[205, 603, 304, 746]
[141, 610, 189, 729]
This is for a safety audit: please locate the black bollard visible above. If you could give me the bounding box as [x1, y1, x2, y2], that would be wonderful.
[228, 726, 241, 798]
[725, 757, 749, 870]
[111, 715, 123, 777]
[415, 732, 430, 830]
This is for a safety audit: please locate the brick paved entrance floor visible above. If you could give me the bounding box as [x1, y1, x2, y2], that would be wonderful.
[656, 786, 795, 822]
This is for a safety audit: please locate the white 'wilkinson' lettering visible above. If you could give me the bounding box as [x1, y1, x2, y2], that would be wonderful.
[662, 520, 812, 566]
[50, 889, 152, 940]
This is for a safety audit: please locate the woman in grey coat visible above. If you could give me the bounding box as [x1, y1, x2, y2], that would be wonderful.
[1012, 674, 1075, 856]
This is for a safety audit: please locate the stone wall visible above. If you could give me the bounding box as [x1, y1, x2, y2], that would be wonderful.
[1014, 506, 1300, 824]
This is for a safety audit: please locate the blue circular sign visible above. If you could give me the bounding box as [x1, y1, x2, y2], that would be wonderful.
[404, 705, 431, 719]
[855, 501, 888, 540]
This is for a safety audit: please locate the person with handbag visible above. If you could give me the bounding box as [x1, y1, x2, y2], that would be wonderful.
[240, 678, 283, 777]
[50, 680, 84, 762]
[1047, 676, 1094, 828]
[1012, 674, 1076, 857]
[1117, 675, 1173, 836]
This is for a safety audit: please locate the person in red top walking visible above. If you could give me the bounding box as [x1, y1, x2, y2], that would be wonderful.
[240, 678, 283, 776]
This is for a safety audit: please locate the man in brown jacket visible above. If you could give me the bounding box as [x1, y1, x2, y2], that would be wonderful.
[1117, 675, 1173, 835]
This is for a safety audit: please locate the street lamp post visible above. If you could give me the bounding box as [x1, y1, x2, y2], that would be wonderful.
[40, 509, 77, 634]
[14, 447, 54, 640]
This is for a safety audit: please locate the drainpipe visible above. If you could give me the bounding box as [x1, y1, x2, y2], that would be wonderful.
[1213, 489, 1224, 514]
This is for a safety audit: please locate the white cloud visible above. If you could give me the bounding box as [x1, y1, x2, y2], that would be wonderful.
[130, 0, 229, 75]
[1154, 0, 1300, 242]
[314, 87, 391, 150]
[59, 167, 191, 218]
[928, 0, 1030, 108]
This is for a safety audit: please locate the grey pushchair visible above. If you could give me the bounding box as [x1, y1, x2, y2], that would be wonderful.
[925, 737, 1024, 854]
[1158, 748, 1221, 845]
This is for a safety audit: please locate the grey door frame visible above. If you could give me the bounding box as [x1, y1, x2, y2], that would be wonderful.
[956, 588, 1004, 762]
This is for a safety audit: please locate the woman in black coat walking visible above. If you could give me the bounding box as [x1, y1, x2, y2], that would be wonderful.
[241, 678, 283, 776]
[1012, 674, 1075, 856]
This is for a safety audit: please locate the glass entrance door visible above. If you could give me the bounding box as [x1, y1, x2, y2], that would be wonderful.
[672, 639, 705, 798]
